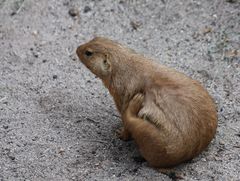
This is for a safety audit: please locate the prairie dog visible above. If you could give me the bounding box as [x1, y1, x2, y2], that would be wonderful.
[76, 37, 217, 168]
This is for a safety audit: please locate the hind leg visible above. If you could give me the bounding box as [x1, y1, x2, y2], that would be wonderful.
[124, 94, 144, 119]
[116, 94, 144, 141]
[123, 94, 170, 167]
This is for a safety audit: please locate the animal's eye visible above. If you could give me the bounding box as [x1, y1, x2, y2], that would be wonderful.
[85, 50, 93, 57]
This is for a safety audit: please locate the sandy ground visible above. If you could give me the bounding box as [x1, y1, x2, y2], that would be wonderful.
[0, 0, 240, 180]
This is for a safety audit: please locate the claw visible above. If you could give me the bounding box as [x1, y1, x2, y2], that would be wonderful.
[116, 127, 130, 141]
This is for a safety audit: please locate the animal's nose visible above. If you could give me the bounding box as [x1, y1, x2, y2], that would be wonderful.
[76, 45, 82, 57]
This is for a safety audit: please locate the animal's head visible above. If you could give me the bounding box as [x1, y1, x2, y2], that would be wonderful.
[77, 37, 118, 79]
[76, 37, 136, 79]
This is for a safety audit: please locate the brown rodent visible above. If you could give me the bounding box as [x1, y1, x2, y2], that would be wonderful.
[76, 37, 217, 168]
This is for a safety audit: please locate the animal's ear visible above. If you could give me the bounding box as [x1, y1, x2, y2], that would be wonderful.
[101, 54, 111, 72]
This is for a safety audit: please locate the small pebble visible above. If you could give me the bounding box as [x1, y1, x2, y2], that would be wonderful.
[48, 137, 55, 141]
[42, 59, 47, 63]
[58, 148, 65, 154]
[8, 155, 15, 161]
[69, 8, 79, 17]
[33, 52, 39, 58]
[53, 75, 58, 79]
[130, 21, 141, 30]
[3, 125, 9, 129]
[70, 54, 77, 61]
[84, 6, 91, 13]
[32, 136, 38, 141]
[219, 140, 225, 145]
[116, 172, 122, 177]
[235, 133, 240, 137]
[202, 27, 212, 35]
[10, 12, 16, 16]
[32, 30, 38, 36]
[226, 0, 237, 3]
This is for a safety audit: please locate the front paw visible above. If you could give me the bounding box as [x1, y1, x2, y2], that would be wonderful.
[128, 93, 144, 116]
[116, 127, 131, 141]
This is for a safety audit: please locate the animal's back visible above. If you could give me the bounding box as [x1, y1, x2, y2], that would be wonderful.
[138, 67, 217, 162]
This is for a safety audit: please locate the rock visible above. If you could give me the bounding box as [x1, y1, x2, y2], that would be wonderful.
[33, 52, 39, 58]
[197, 70, 212, 79]
[32, 30, 38, 36]
[70, 54, 77, 61]
[226, 0, 237, 3]
[58, 148, 65, 155]
[3, 125, 8, 129]
[84, 6, 91, 13]
[202, 27, 212, 35]
[8, 154, 15, 161]
[32, 136, 38, 141]
[53, 75, 58, 79]
[225, 49, 239, 58]
[235, 133, 240, 137]
[68, 8, 79, 17]
[130, 21, 141, 31]
[219, 140, 225, 145]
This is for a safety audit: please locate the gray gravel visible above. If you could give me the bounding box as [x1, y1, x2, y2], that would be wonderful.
[0, 0, 240, 180]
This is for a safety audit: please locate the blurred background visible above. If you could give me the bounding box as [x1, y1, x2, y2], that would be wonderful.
[0, 0, 239, 180]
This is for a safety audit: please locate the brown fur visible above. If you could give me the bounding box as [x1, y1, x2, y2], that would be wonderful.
[76, 37, 217, 168]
